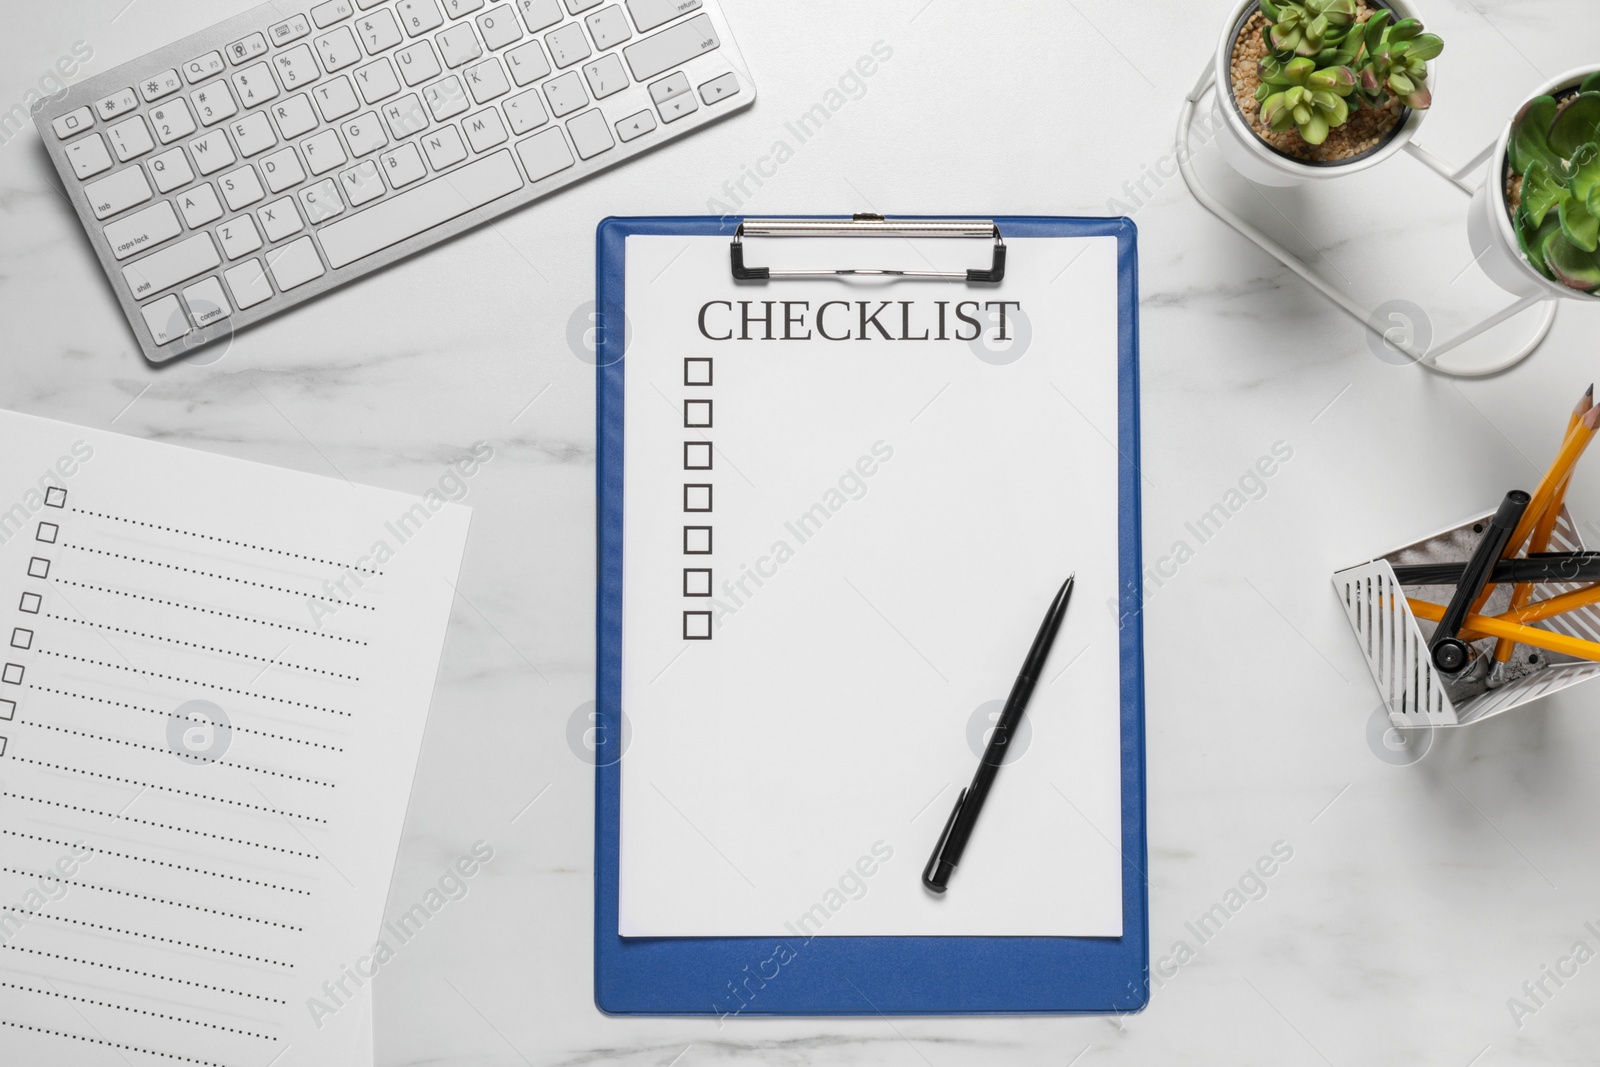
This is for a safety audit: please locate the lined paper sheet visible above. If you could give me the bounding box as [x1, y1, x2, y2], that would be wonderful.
[0, 409, 469, 1066]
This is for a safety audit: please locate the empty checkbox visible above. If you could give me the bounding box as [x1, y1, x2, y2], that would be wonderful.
[10, 629, 32, 650]
[684, 357, 713, 386]
[683, 526, 712, 554]
[684, 442, 713, 470]
[44, 487, 66, 508]
[684, 399, 713, 429]
[683, 611, 713, 640]
[2, 664, 22, 685]
[27, 558, 49, 579]
[0, 737, 7, 758]
[18, 593, 40, 615]
[684, 568, 712, 596]
[35, 522, 58, 544]
[0, 699, 13, 721]
[683, 484, 713, 512]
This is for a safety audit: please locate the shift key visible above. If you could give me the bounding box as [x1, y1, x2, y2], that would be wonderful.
[622, 14, 718, 82]
[122, 233, 220, 299]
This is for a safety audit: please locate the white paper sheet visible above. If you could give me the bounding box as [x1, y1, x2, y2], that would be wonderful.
[0, 409, 470, 1065]
[619, 234, 1127, 937]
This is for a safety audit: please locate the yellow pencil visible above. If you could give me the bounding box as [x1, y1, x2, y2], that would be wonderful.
[1406, 596, 1600, 664]
[1495, 582, 1600, 625]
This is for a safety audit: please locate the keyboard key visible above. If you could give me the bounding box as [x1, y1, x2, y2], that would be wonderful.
[95, 88, 138, 121]
[51, 107, 94, 139]
[624, 14, 718, 81]
[396, 41, 443, 86]
[437, 23, 483, 68]
[319, 149, 522, 267]
[140, 69, 183, 102]
[150, 99, 196, 143]
[650, 70, 694, 121]
[225, 259, 274, 308]
[517, 0, 563, 31]
[312, 0, 355, 27]
[270, 94, 320, 138]
[189, 129, 236, 174]
[148, 147, 194, 192]
[626, 0, 700, 33]
[226, 33, 269, 65]
[229, 112, 278, 156]
[339, 160, 385, 205]
[219, 165, 266, 210]
[502, 88, 548, 134]
[316, 26, 363, 72]
[104, 201, 181, 260]
[177, 183, 224, 226]
[515, 126, 572, 180]
[183, 52, 226, 84]
[443, 0, 486, 15]
[355, 58, 401, 102]
[123, 233, 220, 298]
[217, 214, 264, 259]
[313, 76, 361, 120]
[582, 54, 627, 99]
[182, 276, 231, 325]
[266, 236, 325, 290]
[463, 107, 508, 151]
[545, 23, 590, 67]
[421, 124, 468, 169]
[504, 41, 550, 86]
[543, 71, 586, 116]
[565, 0, 603, 11]
[232, 62, 280, 107]
[342, 112, 388, 155]
[86, 166, 153, 219]
[141, 294, 188, 345]
[477, 6, 524, 49]
[585, 6, 631, 49]
[108, 116, 155, 162]
[698, 70, 737, 105]
[258, 197, 304, 240]
[299, 177, 346, 222]
[190, 83, 238, 125]
[260, 147, 307, 192]
[382, 94, 430, 138]
[302, 129, 348, 174]
[465, 58, 510, 102]
[357, 9, 404, 52]
[614, 108, 654, 142]
[65, 134, 113, 179]
[270, 15, 312, 45]
[379, 141, 427, 187]
[274, 44, 322, 89]
[566, 109, 613, 158]
[425, 77, 470, 120]
[397, 0, 445, 35]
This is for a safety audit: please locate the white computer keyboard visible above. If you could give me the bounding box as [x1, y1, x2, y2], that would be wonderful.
[34, 0, 753, 363]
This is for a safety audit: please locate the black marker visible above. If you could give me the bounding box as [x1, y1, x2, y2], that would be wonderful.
[923, 575, 1075, 894]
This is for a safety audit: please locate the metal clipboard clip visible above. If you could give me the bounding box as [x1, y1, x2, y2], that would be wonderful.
[729, 213, 1006, 284]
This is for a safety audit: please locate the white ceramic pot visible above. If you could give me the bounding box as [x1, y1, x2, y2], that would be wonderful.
[1212, 0, 1432, 186]
[1468, 66, 1600, 299]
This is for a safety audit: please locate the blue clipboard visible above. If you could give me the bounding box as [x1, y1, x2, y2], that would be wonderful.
[594, 215, 1147, 1015]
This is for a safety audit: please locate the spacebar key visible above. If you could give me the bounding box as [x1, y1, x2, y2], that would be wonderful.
[318, 151, 524, 269]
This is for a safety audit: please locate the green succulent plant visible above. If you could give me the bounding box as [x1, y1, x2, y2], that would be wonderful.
[1258, 0, 1358, 58]
[1255, 56, 1356, 144]
[1349, 10, 1442, 110]
[1508, 72, 1600, 293]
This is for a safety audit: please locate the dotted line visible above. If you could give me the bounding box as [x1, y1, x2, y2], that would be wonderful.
[0, 942, 284, 1003]
[0, 792, 317, 860]
[29, 684, 345, 756]
[0, 1018, 243, 1065]
[0, 828, 308, 895]
[61, 540, 376, 609]
[46, 614, 361, 681]
[0, 866, 300, 930]
[15, 717, 337, 789]
[69, 506, 383, 575]
[16, 909, 294, 967]
[0, 980, 275, 1042]
[28, 648, 351, 717]
[51, 579, 367, 644]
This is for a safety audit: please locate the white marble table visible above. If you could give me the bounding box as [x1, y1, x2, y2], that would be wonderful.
[5, 1, 1600, 1063]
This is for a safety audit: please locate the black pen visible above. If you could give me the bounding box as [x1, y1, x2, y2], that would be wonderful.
[923, 574, 1075, 895]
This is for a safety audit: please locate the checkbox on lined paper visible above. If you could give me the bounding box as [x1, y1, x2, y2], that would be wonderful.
[0, 699, 12, 721]
[683, 484, 712, 512]
[684, 568, 712, 596]
[684, 357, 713, 386]
[27, 558, 49, 579]
[44, 487, 66, 508]
[684, 442, 713, 470]
[10, 629, 33, 650]
[35, 522, 58, 544]
[683, 526, 712, 554]
[2, 664, 21, 685]
[684, 399, 712, 428]
[18, 594, 40, 615]
[683, 611, 712, 640]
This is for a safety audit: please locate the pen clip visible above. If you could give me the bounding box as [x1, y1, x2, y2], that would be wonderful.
[921, 788, 967, 895]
